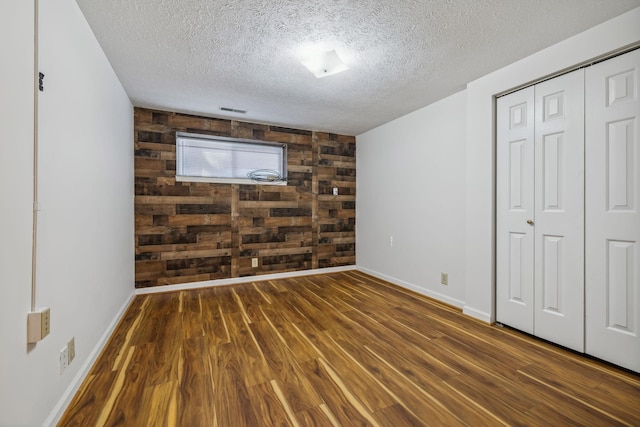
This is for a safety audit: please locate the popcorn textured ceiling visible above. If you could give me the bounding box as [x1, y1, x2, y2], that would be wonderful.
[75, 0, 640, 135]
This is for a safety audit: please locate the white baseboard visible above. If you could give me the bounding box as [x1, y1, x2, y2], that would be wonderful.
[44, 290, 136, 427]
[356, 266, 466, 309]
[135, 265, 357, 295]
[462, 305, 493, 323]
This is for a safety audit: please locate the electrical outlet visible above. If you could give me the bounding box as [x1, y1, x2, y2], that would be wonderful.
[68, 337, 75, 364]
[441, 272, 448, 286]
[332, 187, 339, 196]
[390, 236, 393, 247]
[252, 257, 258, 268]
[60, 346, 69, 374]
[27, 307, 50, 343]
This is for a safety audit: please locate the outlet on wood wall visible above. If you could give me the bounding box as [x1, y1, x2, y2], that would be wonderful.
[134, 108, 356, 288]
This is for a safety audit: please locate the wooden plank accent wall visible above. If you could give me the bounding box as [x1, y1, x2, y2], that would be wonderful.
[134, 108, 356, 288]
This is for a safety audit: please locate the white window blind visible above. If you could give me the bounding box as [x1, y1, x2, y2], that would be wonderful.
[176, 133, 287, 185]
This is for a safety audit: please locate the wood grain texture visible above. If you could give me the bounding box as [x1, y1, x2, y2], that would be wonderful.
[59, 271, 640, 426]
[135, 108, 356, 288]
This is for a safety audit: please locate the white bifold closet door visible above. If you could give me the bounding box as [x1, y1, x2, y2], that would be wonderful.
[585, 49, 640, 373]
[533, 71, 585, 352]
[496, 86, 535, 335]
[497, 69, 585, 352]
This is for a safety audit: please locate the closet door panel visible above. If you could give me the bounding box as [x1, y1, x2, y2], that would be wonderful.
[533, 69, 585, 352]
[497, 87, 535, 333]
[586, 49, 640, 372]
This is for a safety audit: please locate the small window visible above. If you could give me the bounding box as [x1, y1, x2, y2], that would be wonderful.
[176, 132, 287, 185]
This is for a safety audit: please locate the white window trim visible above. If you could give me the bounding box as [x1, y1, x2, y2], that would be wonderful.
[176, 132, 287, 185]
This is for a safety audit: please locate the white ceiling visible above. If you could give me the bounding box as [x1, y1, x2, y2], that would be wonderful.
[75, 0, 640, 136]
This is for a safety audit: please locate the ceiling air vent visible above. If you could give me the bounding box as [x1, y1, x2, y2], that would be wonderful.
[220, 107, 247, 114]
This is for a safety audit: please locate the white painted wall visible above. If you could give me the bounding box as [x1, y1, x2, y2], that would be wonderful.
[0, 0, 134, 426]
[357, 91, 467, 307]
[0, 1, 37, 425]
[463, 7, 640, 322]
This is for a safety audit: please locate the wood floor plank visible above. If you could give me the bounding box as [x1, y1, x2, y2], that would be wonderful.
[139, 381, 178, 427]
[515, 369, 632, 426]
[212, 341, 260, 427]
[56, 372, 117, 427]
[58, 271, 640, 426]
[200, 290, 231, 346]
[374, 403, 428, 427]
[247, 380, 300, 427]
[333, 340, 478, 426]
[300, 358, 381, 427]
[213, 285, 240, 315]
[224, 312, 271, 387]
[284, 288, 336, 331]
[298, 276, 356, 313]
[525, 401, 625, 427]
[131, 294, 178, 346]
[295, 405, 336, 427]
[94, 346, 136, 426]
[340, 309, 459, 381]
[352, 301, 445, 340]
[180, 291, 205, 339]
[292, 319, 397, 413]
[358, 343, 496, 427]
[269, 291, 313, 325]
[259, 304, 320, 363]
[176, 336, 215, 426]
[144, 310, 182, 387]
[92, 296, 148, 373]
[518, 366, 640, 424]
[249, 319, 323, 413]
[596, 380, 640, 412]
[442, 371, 541, 425]
[102, 343, 156, 426]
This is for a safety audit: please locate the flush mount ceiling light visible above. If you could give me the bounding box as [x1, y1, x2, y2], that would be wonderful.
[300, 49, 349, 78]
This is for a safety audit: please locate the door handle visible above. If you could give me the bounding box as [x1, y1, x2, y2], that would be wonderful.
[527, 219, 534, 226]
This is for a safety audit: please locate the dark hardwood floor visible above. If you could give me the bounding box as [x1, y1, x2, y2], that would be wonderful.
[58, 271, 640, 426]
